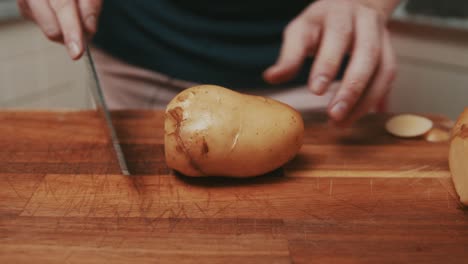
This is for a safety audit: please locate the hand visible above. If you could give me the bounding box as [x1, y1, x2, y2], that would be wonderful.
[18, 0, 103, 60]
[264, 0, 397, 125]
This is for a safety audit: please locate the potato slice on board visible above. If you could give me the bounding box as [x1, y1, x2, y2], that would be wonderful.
[385, 114, 433, 138]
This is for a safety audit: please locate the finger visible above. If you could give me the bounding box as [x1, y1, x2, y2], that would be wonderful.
[337, 30, 396, 126]
[27, 0, 62, 41]
[17, 0, 33, 20]
[50, 0, 84, 59]
[78, 0, 103, 35]
[328, 7, 382, 122]
[308, 5, 353, 95]
[263, 20, 320, 84]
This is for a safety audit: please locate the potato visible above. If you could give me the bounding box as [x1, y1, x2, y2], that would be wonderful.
[449, 108, 468, 206]
[164, 85, 304, 177]
[385, 114, 433, 138]
[425, 127, 450, 143]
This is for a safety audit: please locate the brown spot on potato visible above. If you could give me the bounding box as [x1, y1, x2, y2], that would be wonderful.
[175, 145, 184, 153]
[177, 93, 189, 102]
[291, 116, 297, 124]
[201, 137, 209, 155]
[460, 124, 468, 138]
[166, 106, 204, 175]
[168, 107, 184, 123]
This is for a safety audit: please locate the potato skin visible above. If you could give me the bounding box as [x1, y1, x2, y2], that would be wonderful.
[164, 85, 304, 177]
[449, 108, 468, 205]
[451, 108, 468, 140]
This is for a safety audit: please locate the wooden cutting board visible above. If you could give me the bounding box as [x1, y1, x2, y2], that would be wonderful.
[0, 110, 467, 264]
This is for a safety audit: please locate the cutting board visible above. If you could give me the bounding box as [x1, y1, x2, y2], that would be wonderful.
[0, 110, 467, 264]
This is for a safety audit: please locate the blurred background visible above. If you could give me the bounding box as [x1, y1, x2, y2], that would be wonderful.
[0, 0, 467, 119]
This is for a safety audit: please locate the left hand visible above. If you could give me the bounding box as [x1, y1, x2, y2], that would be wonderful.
[263, 0, 397, 125]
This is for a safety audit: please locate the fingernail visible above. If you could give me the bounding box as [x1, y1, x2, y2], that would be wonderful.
[67, 41, 80, 58]
[311, 75, 329, 94]
[330, 101, 348, 121]
[86, 15, 97, 32]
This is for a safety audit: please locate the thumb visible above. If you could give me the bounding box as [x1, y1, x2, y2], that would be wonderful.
[263, 21, 320, 84]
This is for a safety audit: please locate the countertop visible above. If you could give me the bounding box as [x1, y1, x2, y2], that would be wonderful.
[0, 110, 467, 263]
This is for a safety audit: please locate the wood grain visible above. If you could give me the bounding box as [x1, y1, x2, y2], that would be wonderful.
[0, 110, 467, 264]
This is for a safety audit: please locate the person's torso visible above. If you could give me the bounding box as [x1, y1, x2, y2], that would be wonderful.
[93, 0, 312, 88]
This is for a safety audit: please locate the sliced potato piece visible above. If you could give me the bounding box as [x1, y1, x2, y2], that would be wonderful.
[425, 128, 450, 143]
[385, 114, 433, 138]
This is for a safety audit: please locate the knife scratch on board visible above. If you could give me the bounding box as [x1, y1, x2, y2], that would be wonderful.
[427, 188, 432, 200]
[397, 165, 431, 179]
[447, 192, 450, 209]
[211, 202, 234, 218]
[193, 202, 209, 218]
[436, 177, 463, 208]
[6, 175, 22, 200]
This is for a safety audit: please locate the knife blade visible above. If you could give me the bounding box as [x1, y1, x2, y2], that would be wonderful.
[84, 46, 130, 176]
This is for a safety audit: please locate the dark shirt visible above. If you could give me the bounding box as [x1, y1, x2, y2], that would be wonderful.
[93, 0, 314, 89]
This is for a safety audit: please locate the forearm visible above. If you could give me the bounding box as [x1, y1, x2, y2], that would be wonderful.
[357, 0, 401, 20]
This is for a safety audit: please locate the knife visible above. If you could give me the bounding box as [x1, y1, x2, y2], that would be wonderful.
[84, 46, 130, 176]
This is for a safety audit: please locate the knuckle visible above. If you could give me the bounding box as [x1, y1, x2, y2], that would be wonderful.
[45, 30, 62, 41]
[283, 20, 299, 39]
[330, 0, 353, 13]
[348, 87, 363, 100]
[49, 0, 70, 12]
[365, 44, 381, 63]
[335, 24, 353, 39]
[81, 0, 98, 12]
[367, 8, 380, 20]
[345, 79, 366, 98]
[321, 58, 341, 73]
[361, 5, 384, 25]
[359, 5, 375, 16]
[369, 42, 381, 56]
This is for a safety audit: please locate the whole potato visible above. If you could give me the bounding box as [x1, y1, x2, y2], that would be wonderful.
[164, 85, 304, 177]
[449, 108, 468, 206]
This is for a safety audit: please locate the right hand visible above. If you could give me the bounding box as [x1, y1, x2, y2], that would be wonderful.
[18, 0, 103, 60]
